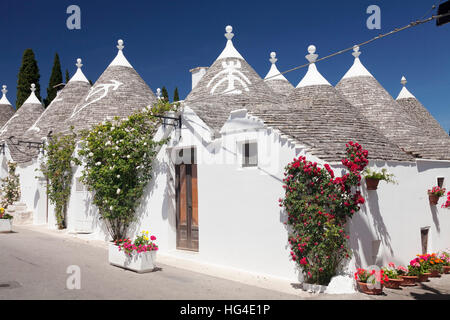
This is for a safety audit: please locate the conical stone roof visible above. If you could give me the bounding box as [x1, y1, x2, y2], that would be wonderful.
[264, 52, 294, 98]
[184, 26, 279, 132]
[336, 47, 450, 160]
[0, 84, 45, 163]
[0, 85, 15, 129]
[24, 58, 91, 142]
[396, 76, 449, 140]
[252, 45, 412, 162]
[62, 40, 157, 134]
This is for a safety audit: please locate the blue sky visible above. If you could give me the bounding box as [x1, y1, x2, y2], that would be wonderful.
[0, 0, 449, 130]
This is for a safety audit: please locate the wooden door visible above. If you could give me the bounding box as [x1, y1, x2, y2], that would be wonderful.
[175, 149, 198, 251]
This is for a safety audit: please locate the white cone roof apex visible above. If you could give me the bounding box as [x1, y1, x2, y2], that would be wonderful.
[341, 46, 373, 80]
[396, 76, 416, 100]
[108, 39, 134, 68]
[264, 52, 289, 81]
[216, 26, 245, 61]
[0, 85, 12, 105]
[23, 84, 42, 105]
[296, 45, 331, 88]
[69, 58, 89, 83]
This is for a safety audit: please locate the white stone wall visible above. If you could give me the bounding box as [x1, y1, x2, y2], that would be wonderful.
[11, 108, 450, 283]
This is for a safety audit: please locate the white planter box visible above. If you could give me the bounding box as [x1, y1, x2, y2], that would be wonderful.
[108, 243, 157, 273]
[0, 219, 12, 233]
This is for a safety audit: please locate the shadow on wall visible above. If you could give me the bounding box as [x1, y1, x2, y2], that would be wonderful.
[128, 157, 168, 238]
[416, 160, 450, 173]
[349, 190, 394, 268]
[430, 205, 440, 234]
[279, 208, 303, 283]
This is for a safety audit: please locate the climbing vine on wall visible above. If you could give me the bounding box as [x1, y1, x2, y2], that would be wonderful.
[280, 142, 368, 285]
[78, 100, 176, 241]
[1, 161, 21, 209]
[39, 128, 80, 229]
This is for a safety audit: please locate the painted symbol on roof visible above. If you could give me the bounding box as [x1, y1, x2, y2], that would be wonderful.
[70, 80, 123, 118]
[207, 60, 251, 95]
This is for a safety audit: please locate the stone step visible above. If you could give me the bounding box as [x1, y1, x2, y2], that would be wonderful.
[11, 211, 33, 225]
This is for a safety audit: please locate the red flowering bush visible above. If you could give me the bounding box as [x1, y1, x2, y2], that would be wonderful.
[441, 191, 450, 208]
[280, 142, 368, 285]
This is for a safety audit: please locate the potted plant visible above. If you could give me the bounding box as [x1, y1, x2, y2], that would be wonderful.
[428, 253, 444, 277]
[398, 263, 418, 286]
[0, 207, 13, 233]
[409, 256, 431, 282]
[354, 268, 387, 295]
[439, 252, 450, 274]
[428, 186, 446, 206]
[109, 230, 159, 273]
[363, 168, 396, 190]
[381, 263, 404, 289]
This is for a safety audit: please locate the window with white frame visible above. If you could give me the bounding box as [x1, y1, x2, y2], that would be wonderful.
[242, 142, 258, 167]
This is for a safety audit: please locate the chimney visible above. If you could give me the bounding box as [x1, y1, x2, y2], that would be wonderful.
[190, 67, 209, 90]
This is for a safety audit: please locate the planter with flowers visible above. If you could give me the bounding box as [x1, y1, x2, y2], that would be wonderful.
[354, 268, 387, 295]
[428, 253, 444, 277]
[440, 252, 450, 274]
[397, 264, 417, 286]
[363, 168, 396, 191]
[381, 263, 404, 289]
[109, 230, 159, 273]
[409, 256, 431, 282]
[428, 186, 446, 206]
[0, 207, 13, 233]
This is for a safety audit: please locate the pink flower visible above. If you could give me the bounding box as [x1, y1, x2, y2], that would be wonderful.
[150, 235, 156, 241]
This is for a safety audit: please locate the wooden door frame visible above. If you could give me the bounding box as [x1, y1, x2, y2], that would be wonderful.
[175, 147, 198, 252]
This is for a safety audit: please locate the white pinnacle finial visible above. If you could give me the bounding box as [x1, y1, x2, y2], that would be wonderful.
[270, 52, 278, 64]
[30, 83, 36, 93]
[401, 76, 407, 86]
[225, 25, 234, 40]
[76, 58, 83, 68]
[156, 88, 161, 99]
[306, 45, 318, 63]
[117, 39, 124, 51]
[1, 85, 7, 96]
[352, 45, 361, 58]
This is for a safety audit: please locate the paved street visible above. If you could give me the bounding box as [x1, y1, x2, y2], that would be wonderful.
[1, 226, 450, 300]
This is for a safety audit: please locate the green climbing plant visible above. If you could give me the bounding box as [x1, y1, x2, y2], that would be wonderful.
[78, 100, 176, 241]
[1, 161, 21, 209]
[39, 128, 80, 229]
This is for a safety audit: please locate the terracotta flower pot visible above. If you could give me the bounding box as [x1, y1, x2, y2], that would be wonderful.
[399, 275, 418, 286]
[366, 178, 380, 190]
[418, 273, 431, 282]
[358, 281, 384, 295]
[429, 194, 439, 205]
[430, 270, 441, 277]
[384, 278, 403, 289]
[443, 266, 450, 274]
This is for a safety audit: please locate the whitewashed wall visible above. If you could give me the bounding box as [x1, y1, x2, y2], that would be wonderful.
[13, 107, 450, 283]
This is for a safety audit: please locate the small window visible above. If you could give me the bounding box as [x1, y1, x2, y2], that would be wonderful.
[421, 228, 429, 255]
[242, 142, 258, 167]
[437, 177, 445, 188]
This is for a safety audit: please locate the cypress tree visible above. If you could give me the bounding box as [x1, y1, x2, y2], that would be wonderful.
[16, 49, 41, 109]
[65, 69, 70, 83]
[173, 87, 180, 102]
[161, 86, 169, 102]
[44, 53, 63, 107]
